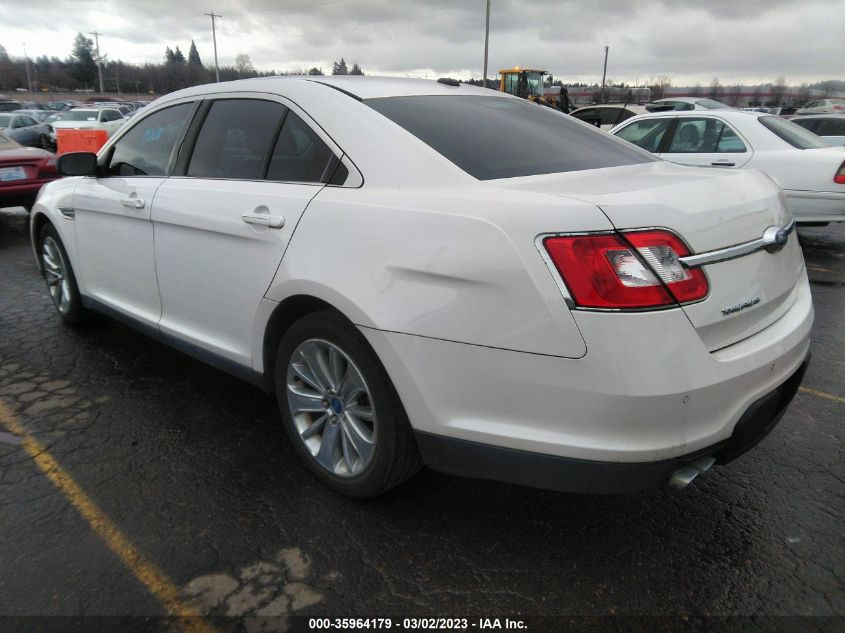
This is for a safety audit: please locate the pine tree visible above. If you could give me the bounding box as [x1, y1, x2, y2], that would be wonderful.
[332, 58, 348, 75]
[349, 63, 363, 76]
[164, 46, 175, 65]
[188, 40, 202, 66]
[173, 46, 186, 65]
[71, 33, 98, 86]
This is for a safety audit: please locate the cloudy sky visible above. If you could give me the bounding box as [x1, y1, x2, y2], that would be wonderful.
[3, 0, 843, 85]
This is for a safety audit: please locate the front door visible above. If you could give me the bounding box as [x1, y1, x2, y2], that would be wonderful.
[73, 101, 195, 327]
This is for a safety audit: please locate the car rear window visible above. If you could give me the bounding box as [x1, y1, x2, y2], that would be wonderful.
[759, 116, 830, 149]
[694, 99, 731, 109]
[367, 95, 654, 180]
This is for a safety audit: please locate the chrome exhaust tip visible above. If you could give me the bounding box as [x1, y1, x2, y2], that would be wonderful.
[668, 456, 716, 490]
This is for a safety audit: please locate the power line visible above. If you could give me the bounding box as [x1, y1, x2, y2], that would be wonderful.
[89, 30, 105, 94]
[205, 11, 222, 83]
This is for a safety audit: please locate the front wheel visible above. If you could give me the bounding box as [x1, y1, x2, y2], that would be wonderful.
[274, 310, 421, 497]
[38, 223, 88, 325]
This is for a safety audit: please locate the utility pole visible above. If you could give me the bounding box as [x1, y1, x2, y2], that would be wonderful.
[89, 30, 105, 94]
[22, 42, 32, 93]
[205, 11, 222, 82]
[482, 0, 491, 89]
[114, 65, 121, 95]
[600, 45, 609, 103]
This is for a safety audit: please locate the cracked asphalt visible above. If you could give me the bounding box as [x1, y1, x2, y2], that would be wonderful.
[0, 206, 842, 631]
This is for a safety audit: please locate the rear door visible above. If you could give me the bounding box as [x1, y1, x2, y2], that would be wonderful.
[658, 116, 753, 168]
[152, 95, 343, 369]
[73, 101, 195, 327]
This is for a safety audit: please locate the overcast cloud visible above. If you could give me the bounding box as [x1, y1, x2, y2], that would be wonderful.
[3, 0, 843, 85]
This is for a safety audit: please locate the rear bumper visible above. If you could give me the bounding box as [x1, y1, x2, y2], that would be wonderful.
[0, 180, 54, 208]
[416, 355, 809, 494]
[784, 189, 845, 223]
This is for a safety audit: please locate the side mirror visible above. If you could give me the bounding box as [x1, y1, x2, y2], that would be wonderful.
[58, 152, 98, 176]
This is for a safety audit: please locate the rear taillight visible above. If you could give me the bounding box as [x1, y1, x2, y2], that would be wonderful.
[543, 230, 708, 310]
[834, 161, 845, 185]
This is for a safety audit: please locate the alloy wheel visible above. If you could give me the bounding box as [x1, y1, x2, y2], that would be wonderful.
[286, 339, 377, 477]
[41, 236, 71, 314]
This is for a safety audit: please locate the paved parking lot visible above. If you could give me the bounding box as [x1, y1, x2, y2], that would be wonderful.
[0, 207, 842, 631]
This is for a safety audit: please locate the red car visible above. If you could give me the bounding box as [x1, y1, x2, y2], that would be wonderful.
[0, 130, 59, 210]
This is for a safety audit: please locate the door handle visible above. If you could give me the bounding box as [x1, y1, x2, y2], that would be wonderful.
[120, 196, 145, 209]
[711, 160, 735, 167]
[242, 212, 285, 229]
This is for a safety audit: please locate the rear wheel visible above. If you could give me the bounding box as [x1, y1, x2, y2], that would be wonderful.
[274, 310, 421, 497]
[38, 223, 88, 325]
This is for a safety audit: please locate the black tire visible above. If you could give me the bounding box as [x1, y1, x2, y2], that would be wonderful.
[39, 134, 51, 150]
[274, 310, 421, 498]
[37, 223, 88, 325]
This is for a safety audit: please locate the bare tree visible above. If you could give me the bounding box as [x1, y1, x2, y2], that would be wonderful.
[709, 77, 722, 99]
[234, 53, 254, 77]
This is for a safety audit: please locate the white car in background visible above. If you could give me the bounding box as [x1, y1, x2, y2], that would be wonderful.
[648, 97, 734, 111]
[30, 77, 811, 498]
[611, 110, 845, 223]
[50, 107, 126, 138]
[795, 98, 845, 115]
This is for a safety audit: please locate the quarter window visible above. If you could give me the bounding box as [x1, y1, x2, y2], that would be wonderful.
[615, 118, 672, 153]
[188, 99, 287, 180]
[107, 102, 193, 176]
[667, 118, 747, 153]
[266, 111, 337, 183]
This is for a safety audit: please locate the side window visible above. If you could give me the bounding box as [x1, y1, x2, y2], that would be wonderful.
[818, 119, 845, 136]
[599, 108, 633, 125]
[668, 118, 746, 153]
[615, 118, 672, 153]
[107, 103, 193, 177]
[792, 119, 819, 133]
[20, 116, 37, 127]
[266, 111, 337, 183]
[188, 99, 287, 180]
[715, 123, 747, 152]
[668, 119, 705, 152]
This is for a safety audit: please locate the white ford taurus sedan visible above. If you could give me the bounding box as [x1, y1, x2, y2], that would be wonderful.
[30, 77, 812, 497]
[610, 109, 845, 224]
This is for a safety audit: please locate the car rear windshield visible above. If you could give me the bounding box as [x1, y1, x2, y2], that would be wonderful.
[366, 95, 654, 180]
[695, 99, 731, 109]
[759, 115, 830, 149]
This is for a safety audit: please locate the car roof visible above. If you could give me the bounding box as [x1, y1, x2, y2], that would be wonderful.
[158, 75, 507, 102]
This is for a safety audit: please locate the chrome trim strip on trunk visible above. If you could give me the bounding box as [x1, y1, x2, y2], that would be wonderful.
[679, 219, 795, 268]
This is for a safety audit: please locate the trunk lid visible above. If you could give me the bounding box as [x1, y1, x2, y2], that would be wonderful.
[494, 161, 804, 351]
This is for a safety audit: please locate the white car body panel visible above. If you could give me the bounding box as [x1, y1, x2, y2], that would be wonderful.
[29, 76, 814, 490]
[611, 110, 845, 222]
[73, 176, 165, 327]
[152, 177, 320, 367]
